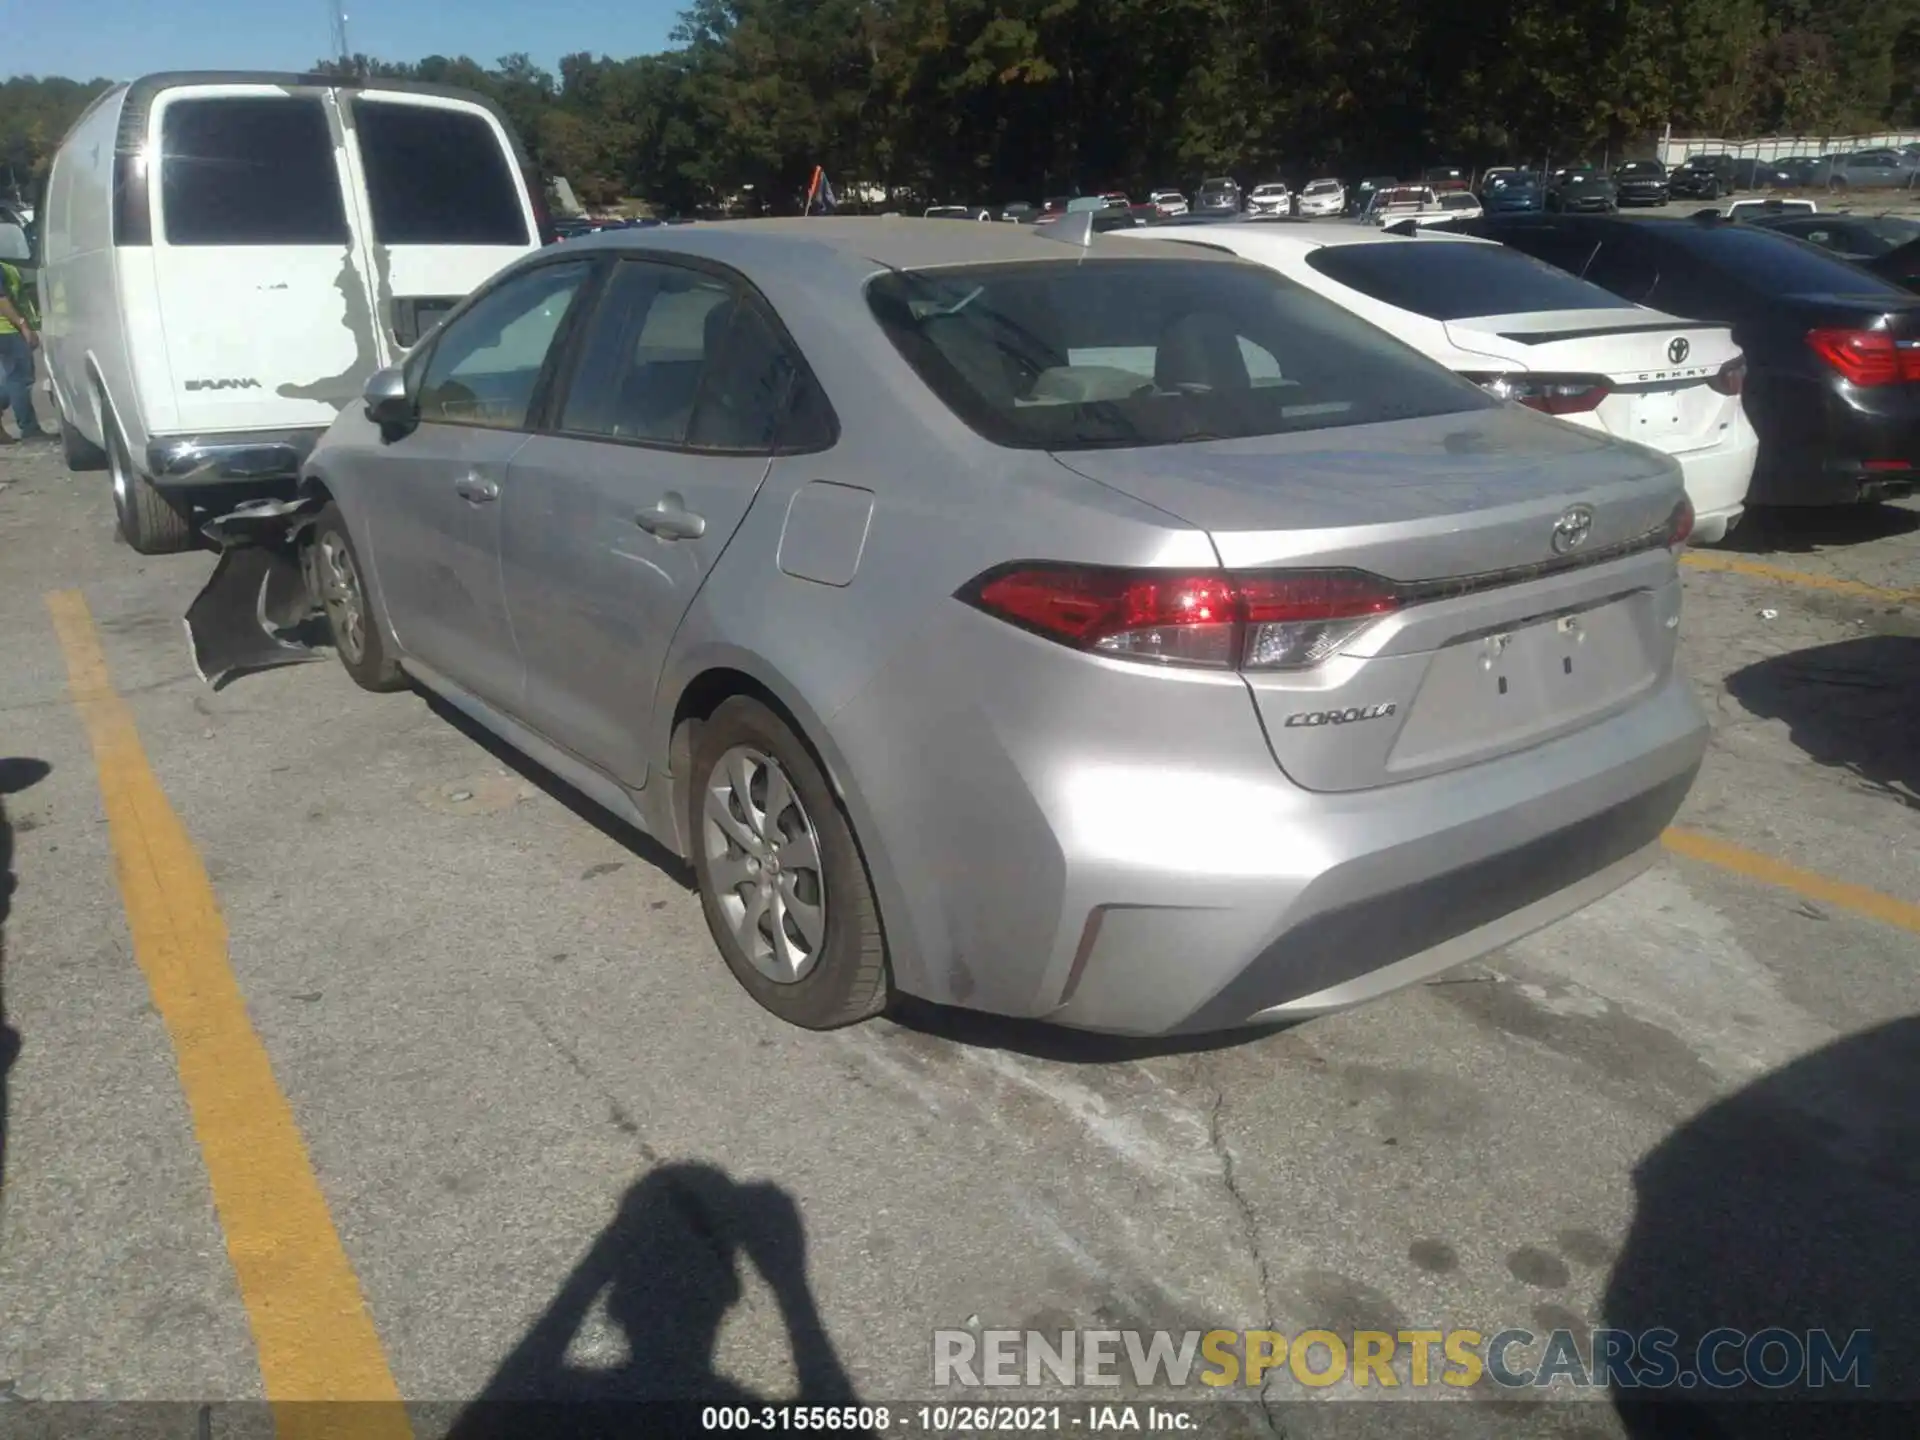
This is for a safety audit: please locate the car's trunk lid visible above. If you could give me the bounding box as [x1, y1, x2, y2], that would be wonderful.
[1050, 406, 1684, 791]
[1443, 310, 1741, 454]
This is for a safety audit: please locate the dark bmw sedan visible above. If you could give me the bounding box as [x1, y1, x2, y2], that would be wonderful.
[1549, 171, 1617, 213]
[1448, 212, 1920, 507]
[1613, 160, 1670, 206]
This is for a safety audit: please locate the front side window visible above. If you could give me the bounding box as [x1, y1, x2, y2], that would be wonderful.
[867, 257, 1493, 452]
[416, 260, 592, 429]
[351, 99, 529, 246]
[159, 95, 348, 246]
[1305, 240, 1635, 320]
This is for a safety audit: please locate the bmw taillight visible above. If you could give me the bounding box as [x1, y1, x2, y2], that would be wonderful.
[1805, 328, 1920, 386]
[959, 565, 1401, 671]
[1709, 358, 1746, 396]
[1462, 372, 1612, 415]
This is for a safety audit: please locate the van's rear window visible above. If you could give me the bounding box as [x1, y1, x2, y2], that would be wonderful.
[866, 258, 1494, 451]
[159, 96, 349, 246]
[351, 99, 530, 246]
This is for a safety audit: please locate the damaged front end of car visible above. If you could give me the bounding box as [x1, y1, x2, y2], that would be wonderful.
[185, 495, 335, 688]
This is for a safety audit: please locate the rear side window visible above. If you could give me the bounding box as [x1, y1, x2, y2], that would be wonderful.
[867, 257, 1494, 451]
[1305, 241, 1634, 320]
[159, 96, 348, 246]
[351, 98, 529, 246]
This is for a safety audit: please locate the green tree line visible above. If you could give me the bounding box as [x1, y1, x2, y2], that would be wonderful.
[7, 0, 1920, 214]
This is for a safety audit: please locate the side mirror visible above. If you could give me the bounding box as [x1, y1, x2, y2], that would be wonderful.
[0, 223, 28, 263]
[363, 365, 414, 429]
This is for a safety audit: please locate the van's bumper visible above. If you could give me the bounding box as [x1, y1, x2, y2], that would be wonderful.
[147, 428, 328, 490]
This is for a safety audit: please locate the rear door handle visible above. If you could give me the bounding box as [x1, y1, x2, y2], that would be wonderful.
[454, 474, 500, 503]
[634, 498, 707, 541]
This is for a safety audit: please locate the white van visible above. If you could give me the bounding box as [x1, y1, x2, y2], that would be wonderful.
[39, 71, 549, 552]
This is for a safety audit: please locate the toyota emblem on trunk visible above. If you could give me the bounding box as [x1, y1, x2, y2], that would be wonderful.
[1668, 337, 1691, 364]
[1551, 505, 1595, 554]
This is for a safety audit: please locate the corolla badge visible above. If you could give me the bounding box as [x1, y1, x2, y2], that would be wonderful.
[1551, 504, 1595, 555]
[1667, 337, 1691, 364]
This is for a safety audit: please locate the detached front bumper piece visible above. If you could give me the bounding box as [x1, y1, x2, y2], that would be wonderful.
[185, 496, 332, 688]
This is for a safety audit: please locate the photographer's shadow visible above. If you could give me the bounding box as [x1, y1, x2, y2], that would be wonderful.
[447, 1162, 862, 1439]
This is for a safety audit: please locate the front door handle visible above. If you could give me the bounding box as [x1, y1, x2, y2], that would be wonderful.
[454, 473, 500, 503]
[634, 497, 707, 541]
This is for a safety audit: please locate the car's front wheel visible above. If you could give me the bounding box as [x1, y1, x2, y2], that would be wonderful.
[691, 697, 890, 1029]
[308, 502, 405, 691]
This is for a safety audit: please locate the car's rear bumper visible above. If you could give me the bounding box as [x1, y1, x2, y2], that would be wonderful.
[1750, 373, 1920, 504]
[833, 600, 1707, 1036]
[146, 428, 327, 490]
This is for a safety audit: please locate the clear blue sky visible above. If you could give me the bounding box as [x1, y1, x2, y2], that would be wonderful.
[18, 0, 685, 83]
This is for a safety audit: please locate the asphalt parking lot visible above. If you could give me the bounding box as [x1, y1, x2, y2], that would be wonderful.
[0, 437, 1915, 1435]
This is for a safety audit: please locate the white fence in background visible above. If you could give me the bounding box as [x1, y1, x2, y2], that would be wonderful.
[1659, 131, 1920, 164]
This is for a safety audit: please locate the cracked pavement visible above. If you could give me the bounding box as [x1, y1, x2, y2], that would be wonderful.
[0, 437, 1915, 1433]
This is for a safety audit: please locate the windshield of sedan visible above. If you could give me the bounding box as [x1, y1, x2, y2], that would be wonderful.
[1617, 162, 1665, 176]
[1304, 180, 1341, 195]
[1305, 239, 1635, 320]
[866, 258, 1494, 450]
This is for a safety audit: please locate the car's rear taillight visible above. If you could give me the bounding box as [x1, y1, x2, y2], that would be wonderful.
[961, 565, 1400, 671]
[1667, 498, 1695, 550]
[1462, 372, 1612, 415]
[1709, 358, 1746, 396]
[1805, 328, 1920, 386]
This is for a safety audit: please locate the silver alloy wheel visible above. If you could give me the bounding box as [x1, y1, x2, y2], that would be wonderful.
[702, 745, 827, 984]
[108, 428, 129, 523]
[316, 531, 368, 666]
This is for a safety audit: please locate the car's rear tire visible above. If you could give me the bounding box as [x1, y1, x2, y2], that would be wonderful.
[105, 406, 195, 555]
[61, 416, 107, 472]
[308, 502, 405, 692]
[690, 697, 889, 1030]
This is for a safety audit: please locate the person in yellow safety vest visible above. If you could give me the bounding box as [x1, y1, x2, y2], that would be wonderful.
[0, 256, 51, 444]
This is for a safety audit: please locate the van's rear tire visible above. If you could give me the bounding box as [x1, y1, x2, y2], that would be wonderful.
[106, 412, 194, 555]
[61, 418, 108, 472]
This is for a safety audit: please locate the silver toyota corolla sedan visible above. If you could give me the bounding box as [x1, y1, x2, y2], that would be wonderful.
[298, 217, 1708, 1035]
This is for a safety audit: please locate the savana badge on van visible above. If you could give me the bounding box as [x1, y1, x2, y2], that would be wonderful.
[38, 71, 549, 553]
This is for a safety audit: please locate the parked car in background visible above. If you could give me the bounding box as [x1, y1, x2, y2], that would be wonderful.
[305, 216, 1708, 1035]
[1424, 165, 1470, 192]
[1148, 190, 1190, 216]
[1100, 191, 1133, 211]
[1773, 156, 1824, 188]
[998, 201, 1039, 224]
[38, 69, 547, 553]
[1246, 181, 1292, 217]
[1127, 221, 1754, 543]
[1295, 178, 1346, 217]
[1041, 196, 1073, 217]
[1548, 170, 1617, 213]
[1720, 197, 1816, 222]
[1728, 157, 1791, 191]
[1613, 160, 1669, 206]
[1368, 185, 1439, 225]
[1669, 154, 1735, 200]
[925, 205, 992, 221]
[1347, 176, 1398, 216]
[1817, 151, 1919, 191]
[1479, 169, 1545, 213]
[1450, 212, 1920, 508]
[1195, 176, 1241, 214]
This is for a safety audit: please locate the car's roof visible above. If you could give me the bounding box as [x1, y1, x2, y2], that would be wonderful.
[573, 216, 1241, 273]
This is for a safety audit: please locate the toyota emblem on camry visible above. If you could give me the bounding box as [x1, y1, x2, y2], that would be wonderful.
[1551, 505, 1595, 554]
[1668, 337, 1691, 364]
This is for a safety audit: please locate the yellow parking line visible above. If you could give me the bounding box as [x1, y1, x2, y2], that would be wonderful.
[1663, 826, 1920, 937]
[46, 590, 411, 1440]
[1680, 550, 1918, 605]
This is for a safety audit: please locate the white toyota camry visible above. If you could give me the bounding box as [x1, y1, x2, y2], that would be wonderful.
[1120, 222, 1756, 541]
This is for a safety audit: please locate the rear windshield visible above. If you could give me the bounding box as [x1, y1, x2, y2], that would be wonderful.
[159, 95, 349, 246]
[865, 257, 1493, 451]
[1305, 240, 1634, 320]
[351, 98, 529, 246]
[1664, 224, 1913, 296]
